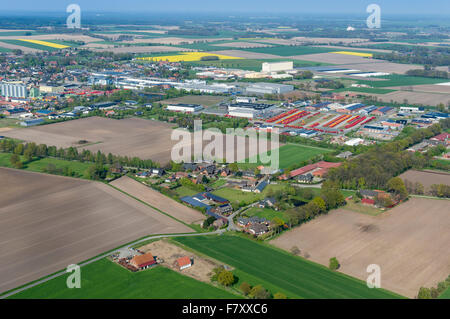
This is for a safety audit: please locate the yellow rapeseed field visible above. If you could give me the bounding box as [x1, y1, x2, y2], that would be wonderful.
[17, 39, 70, 49]
[137, 52, 243, 62]
[332, 51, 373, 58]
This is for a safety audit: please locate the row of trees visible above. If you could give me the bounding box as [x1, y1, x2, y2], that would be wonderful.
[417, 275, 450, 299]
[0, 139, 158, 170]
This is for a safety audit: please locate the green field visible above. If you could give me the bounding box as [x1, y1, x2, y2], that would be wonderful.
[173, 185, 199, 198]
[0, 153, 93, 178]
[439, 287, 450, 299]
[174, 235, 403, 299]
[333, 87, 396, 95]
[212, 184, 285, 205]
[240, 45, 338, 56]
[354, 74, 448, 88]
[8, 258, 239, 299]
[244, 207, 289, 222]
[0, 118, 19, 127]
[239, 144, 333, 170]
[25, 158, 92, 178]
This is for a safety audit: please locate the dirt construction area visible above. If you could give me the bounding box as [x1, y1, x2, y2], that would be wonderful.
[110, 176, 205, 224]
[0, 168, 192, 294]
[272, 197, 450, 298]
[139, 239, 222, 283]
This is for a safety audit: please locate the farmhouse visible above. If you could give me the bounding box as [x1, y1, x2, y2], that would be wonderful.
[176, 256, 192, 270]
[288, 161, 342, 179]
[248, 224, 269, 236]
[129, 253, 157, 270]
[430, 132, 450, 146]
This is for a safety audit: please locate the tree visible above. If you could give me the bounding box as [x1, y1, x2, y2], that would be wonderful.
[228, 162, 239, 173]
[329, 257, 340, 271]
[274, 292, 287, 299]
[311, 197, 326, 214]
[240, 282, 251, 296]
[387, 177, 408, 200]
[249, 285, 270, 299]
[417, 287, 432, 299]
[217, 270, 235, 286]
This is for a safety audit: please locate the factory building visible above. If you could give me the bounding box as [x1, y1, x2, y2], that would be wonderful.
[262, 61, 294, 73]
[245, 83, 294, 95]
[167, 103, 203, 113]
[0, 83, 28, 98]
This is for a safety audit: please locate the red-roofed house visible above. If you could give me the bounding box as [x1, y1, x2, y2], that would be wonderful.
[289, 161, 342, 179]
[361, 198, 375, 206]
[176, 256, 192, 270]
[130, 253, 156, 270]
[430, 133, 450, 146]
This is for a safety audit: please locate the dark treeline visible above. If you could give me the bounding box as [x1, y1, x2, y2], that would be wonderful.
[406, 68, 449, 79]
[327, 120, 449, 190]
[0, 139, 159, 174]
[373, 46, 450, 67]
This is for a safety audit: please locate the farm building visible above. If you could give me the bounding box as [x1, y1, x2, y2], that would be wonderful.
[288, 161, 342, 179]
[430, 133, 450, 146]
[130, 253, 156, 270]
[20, 118, 44, 127]
[371, 106, 394, 116]
[176, 256, 192, 270]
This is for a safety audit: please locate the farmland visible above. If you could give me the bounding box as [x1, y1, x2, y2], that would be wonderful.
[7, 259, 238, 299]
[137, 51, 243, 62]
[238, 143, 333, 170]
[272, 198, 450, 298]
[399, 169, 450, 194]
[0, 168, 192, 294]
[2, 117, 278, 165]
[239, 45, 337, 56]
[110, 176, 205, 224]
[174, 234, 401, 298]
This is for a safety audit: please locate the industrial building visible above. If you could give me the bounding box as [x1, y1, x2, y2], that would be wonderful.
[167, 103, 203, 113]
[262, 61, 294, 73]
[245, 83, 294, 95]
[0, 83, 28, 98]
[20, 118, 44, 127]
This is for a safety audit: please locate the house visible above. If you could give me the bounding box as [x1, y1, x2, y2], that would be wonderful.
[212, 203, 233, 215]
[220, 168, 231, 177]
[183, 163, 198, 172]
[204, 192, 229, 204]
[361, 198, 375, 206]
[248, 224, 269, 236]
[258, 197, 277, 209]
[110, 162, 124, 174]
[135, 171, 150, 178]
[336, 151, 352, 159]
[151, 168, 165, 176]
[359, 189, 378, 199]
[212, 218, 227, 229]
[129, 253, 156, 270]
[430, 133, 450, 146]
[254, 180, 268, 193]
[297, 173, 313, 183]
[176, 256, 192, 270]
[289, 161, 342, 179]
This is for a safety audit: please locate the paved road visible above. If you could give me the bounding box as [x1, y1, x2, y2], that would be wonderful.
[0, 230, 224, 299]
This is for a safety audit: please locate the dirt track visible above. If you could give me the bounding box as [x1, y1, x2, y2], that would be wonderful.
[110, 176, 205, 224]
[0, 168, 192, 294]
[272, 197, 450, 298]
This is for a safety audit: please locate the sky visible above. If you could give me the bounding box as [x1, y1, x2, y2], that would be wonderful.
[4, 0, 450, 16]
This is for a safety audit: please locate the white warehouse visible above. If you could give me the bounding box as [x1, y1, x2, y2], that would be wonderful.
[167, 103, 203, 113]
[262, 61, 294, 73]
